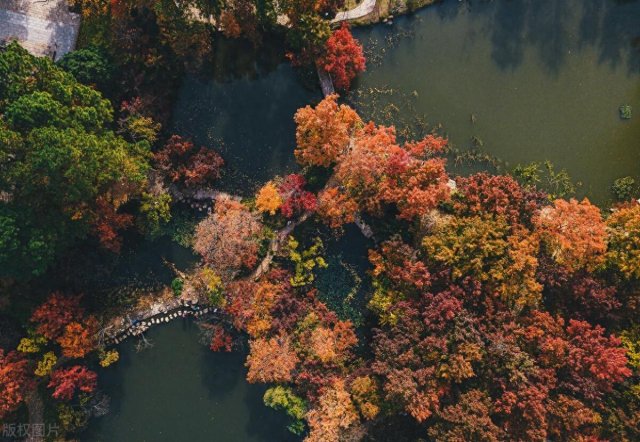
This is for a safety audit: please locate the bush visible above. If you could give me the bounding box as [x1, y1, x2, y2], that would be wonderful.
[612, 176, 636, 201]
[619, 104, 632, 120]
[171, 278, 184, 296]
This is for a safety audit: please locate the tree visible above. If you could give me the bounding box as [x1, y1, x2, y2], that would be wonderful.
[57, 46, 113, 88]
[428, 390, 502, 441]
[421, 215, 541, 308]
[255, 181, 282, 215]
[286, 236, 327, 287]
[138, 191, 172, 236]
[285, 14, 332, 66]
[454, 172, 546, 226]
[30, 293, 84, 340]
[0, 43, 151, 277]
[48, 365, 97, 401]
[294, 94, 361, 168]
[154, 135, 224, 188]
[91, 196, 134, 253]
[0, 349, 32, 419]
[333, 123, 450, 219]
[350, 376, 380, 420]
[606, 202, 640, 279]
[118, 98, 161, 143]
[35, 352, 58, 377]
[306, 379, 360, 442]
[533, 198, 606, 272]
[320, 24, 366, 91]
[264, 386, 308, 435]
[246, 336, 299, 383]
[316, 187, 358, 229]
[278, 174, 317, 218]
[193, 196, 262, 279]
[56, 319, 97, 359]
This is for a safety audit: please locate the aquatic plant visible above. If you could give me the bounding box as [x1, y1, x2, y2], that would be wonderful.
[619, 104, 632, 119]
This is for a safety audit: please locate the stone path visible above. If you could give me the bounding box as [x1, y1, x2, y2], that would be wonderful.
[0, 0, 80, 60]
[333, 0, 377, 22]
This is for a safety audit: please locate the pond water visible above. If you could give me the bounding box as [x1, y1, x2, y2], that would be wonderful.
[350, 0, 640, 203]
[171, 37, 322, 195]
[84, 320, 296, 442]
[89, 0, 640, 439]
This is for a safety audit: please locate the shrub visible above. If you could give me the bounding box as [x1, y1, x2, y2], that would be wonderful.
[612, 176, 636, 201]
[619, 104, 632, 120]
[171, 278, 184, 296]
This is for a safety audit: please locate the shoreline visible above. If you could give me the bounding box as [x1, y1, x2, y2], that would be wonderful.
[345, 0, 441, 26]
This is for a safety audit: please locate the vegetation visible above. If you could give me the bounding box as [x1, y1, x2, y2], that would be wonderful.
[613, 176, 636, 201]
[0, 43, 151, 278]
[1, 2, 639, 440]
[192, 96, 640, 440]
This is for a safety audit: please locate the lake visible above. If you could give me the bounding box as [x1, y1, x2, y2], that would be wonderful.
[84, 320, 296, 442]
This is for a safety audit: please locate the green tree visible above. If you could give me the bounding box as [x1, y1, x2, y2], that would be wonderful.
[264, 386, 307, 434]
[57, 46, 113, 88]
[0, 43, 151, 278]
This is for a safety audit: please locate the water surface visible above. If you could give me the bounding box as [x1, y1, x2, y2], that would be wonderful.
[351, 0, 640, 202]
[84, 320, 295, 442]
[172, 38, 321, 195]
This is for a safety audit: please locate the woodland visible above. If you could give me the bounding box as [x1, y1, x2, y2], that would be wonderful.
[1, 0, 640, 441]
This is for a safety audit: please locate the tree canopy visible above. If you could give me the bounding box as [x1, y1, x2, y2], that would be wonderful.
[0, 43, 151, 278]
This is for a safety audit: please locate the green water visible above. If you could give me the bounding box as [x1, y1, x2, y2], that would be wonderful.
[87, 0, 640, 439]
[351, 0, 640, 203]
[84, 320, 296, 442]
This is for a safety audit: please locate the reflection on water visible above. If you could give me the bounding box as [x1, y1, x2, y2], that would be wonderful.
[84, 320, 296, 442]
[351, 0, 640, 203]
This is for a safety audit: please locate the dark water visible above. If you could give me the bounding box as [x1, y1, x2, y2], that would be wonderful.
[84, 320, 296, 442]
[171, 38, 322, 195]
[351, 0, 640, 203]
[89, 0, 640, 439]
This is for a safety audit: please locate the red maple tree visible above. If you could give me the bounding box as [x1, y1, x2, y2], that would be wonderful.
[48, 365, 98, 401]
[320, 24, 366, 91]
[0, 350, 32, 419]
[30, 293, 84, 340]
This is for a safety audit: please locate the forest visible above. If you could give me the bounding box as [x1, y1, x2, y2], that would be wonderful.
[1, 0, 640, 441]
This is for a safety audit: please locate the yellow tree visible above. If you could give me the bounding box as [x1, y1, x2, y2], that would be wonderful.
[294, 94, 361, 167]
[255, 181, 283, 215]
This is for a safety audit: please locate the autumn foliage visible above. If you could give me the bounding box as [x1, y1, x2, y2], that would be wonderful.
[30, 293, 84, 340]
[189, 96, 640, 441]
[0, 350, 32, 419]
[294, 94, 361, 168]
[56, 319, 98, 359]
[320, 24, 366, 91]
[154, 135, 224, 188]
[48, 365, 98, 401]
[533, 198, 607, 271]
[193, 195, 262, 279]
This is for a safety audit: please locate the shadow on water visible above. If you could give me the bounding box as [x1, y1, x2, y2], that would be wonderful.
[416, 0, 640, 74]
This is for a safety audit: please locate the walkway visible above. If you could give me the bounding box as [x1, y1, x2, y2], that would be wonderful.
[0, 0, 80, 61]
[332, 0, 377, 22]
